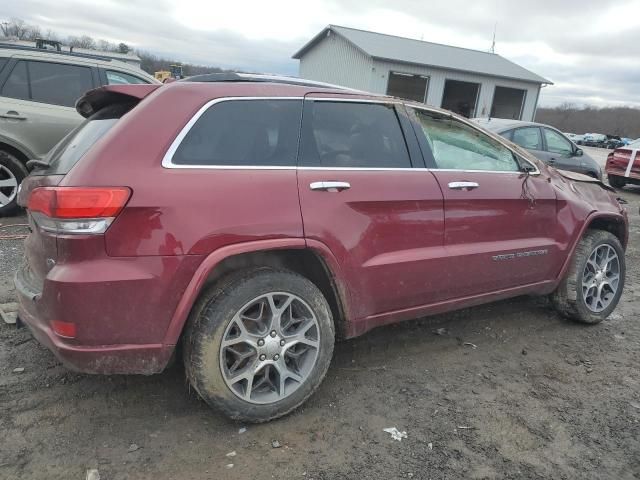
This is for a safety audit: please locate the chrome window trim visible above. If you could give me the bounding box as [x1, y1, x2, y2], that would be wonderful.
[161, 96, 304, 169]
[409, 105, 541, 176]
[162, 95, 540, 176]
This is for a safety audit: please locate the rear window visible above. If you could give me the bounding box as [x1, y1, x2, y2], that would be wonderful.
[43, 102, 133, 174]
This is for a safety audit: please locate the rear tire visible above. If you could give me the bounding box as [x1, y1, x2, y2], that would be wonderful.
[0, 150, 27, 217]
[608, 175, 626, 189]
[551, 230, 625, 324]
[183, 267, 335, 422]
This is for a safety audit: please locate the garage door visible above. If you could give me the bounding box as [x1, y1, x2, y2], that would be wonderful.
[441, 80, 480, 118]
[491, 86, 526, 120]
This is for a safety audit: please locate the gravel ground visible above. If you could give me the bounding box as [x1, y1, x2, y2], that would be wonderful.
[1, 187, 639, 480]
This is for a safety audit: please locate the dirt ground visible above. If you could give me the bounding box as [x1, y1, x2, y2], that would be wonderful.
[1, 187, 639, 480]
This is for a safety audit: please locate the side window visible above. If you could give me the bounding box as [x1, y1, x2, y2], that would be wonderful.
[543, 128, 573, 156]
[301, 101, 411, 168]
[106, 70, 149, 85]
[512, 127, 543, 150]
[413, 109, 520, 172]
[0, 57, 8, 73]
[171, 99, 302, 166]
[1, 61, 29, 100]
[28, 61, 93, 107]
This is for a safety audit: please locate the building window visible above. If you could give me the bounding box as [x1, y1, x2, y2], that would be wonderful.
[386, 72, 429, 103]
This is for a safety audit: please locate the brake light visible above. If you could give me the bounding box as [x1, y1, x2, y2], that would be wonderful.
[28, 187, 131, 234]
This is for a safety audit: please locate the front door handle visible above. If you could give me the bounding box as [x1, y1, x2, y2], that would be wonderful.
[310, 181, 351, 192]
[0, 111, 27, 120]
[448, 181, 479, 190]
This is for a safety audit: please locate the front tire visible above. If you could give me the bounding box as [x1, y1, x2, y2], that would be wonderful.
[0, 150, 27, 217]
[608, 175, 626, 189]
[183, 268, 335, 422]
[551, 230, 625, 324]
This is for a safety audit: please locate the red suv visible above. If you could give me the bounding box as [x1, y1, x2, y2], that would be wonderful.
[15, 74, 628, 422]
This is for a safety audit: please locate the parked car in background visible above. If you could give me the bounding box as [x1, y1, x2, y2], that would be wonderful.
[473, 118, 602, 179]
[0, 41, 158, 216]
[605, 135, 625, 150]
[15, 74, 628, 422]
[583, 133, 608, 148]
[565, 133, 585, 144]
[606, 138, 640, 189]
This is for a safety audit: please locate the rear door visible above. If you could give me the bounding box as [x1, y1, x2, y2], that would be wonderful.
[0, 59, 96, 158]
[297, 97, 445, 321]
[409, 107, 558, 297]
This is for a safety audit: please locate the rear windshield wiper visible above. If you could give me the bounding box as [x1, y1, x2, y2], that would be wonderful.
[26, 159, 50, 170]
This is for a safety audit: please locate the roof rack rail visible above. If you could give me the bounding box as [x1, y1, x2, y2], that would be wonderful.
[0, 42, 114, 62]
[180, 72, 354, 90]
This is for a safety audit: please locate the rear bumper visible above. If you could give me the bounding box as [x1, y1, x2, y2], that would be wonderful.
[15, 301, 173, 374]
[606, 166, 640, 182]
[13, 256, 194, 374]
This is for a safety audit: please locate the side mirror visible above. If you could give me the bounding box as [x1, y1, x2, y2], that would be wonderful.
[574, 148, 584, 157]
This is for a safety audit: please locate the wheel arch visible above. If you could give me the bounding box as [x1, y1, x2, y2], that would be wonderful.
[586, 213, 628, 249]
[163, 239, 351, 346]
[556, 212, 628, 284]
[0, 138, 34, 164]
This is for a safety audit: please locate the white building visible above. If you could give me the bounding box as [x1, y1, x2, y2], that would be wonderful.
[293, 26, 552, 121]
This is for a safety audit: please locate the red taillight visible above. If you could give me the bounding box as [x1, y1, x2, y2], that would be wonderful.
[52, 320, 77, 338]
[28, 187, 131, 218]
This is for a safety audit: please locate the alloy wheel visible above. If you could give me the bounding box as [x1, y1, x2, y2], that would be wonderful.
[581, 244, 620, 313]
[219, 292, 320, 404]
[0, 164, 18, 207]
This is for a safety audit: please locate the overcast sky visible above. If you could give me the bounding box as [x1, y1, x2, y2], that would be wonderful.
[5, 0, 640, 107]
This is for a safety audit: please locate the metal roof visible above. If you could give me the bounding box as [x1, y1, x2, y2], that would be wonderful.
[293, 25, 552, 85]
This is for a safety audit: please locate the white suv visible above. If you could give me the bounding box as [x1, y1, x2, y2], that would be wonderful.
[0, 42, 158, 215]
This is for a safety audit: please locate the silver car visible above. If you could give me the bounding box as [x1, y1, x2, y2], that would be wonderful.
[0, 42, 158, 215]
[473, 118, 602, 180]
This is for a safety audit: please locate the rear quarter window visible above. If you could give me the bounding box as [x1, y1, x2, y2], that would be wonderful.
[171, 99, 303, 167]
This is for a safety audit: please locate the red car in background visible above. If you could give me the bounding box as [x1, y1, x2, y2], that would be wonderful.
[14, 74, 629, 422]
[607, 139, 640, 189]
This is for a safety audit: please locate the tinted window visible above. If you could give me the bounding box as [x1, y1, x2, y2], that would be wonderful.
[301, 102, 411, 168]
[414, 109, 519, 171]
[28, 61, 93, 107]
[172, 100, 302, 166]
[544, 128, 573, 155]
[44, 102, 133, 174]
[512, 127, 542, 150]
[0, 57, 8, 73]
[106, 70, 148, 85]
[1, 61, 29, 100]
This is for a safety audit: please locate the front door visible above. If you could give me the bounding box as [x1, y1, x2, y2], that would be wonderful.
[409, 107, 558, 299]
[297, 98, 445, 321]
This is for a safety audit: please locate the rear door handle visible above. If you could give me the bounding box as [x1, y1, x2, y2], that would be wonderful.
[448, 181, 479, 190]
[0, 111, 27, 120]
[310, 181, 351, 192]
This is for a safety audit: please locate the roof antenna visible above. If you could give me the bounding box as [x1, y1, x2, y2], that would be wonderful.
[489, 23, 497, 53]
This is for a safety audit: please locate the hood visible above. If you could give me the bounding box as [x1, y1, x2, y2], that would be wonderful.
[555, 169, 614, 192]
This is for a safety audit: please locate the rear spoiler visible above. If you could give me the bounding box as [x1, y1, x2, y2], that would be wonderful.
[75, 84, 161, 118]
